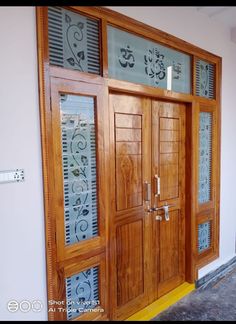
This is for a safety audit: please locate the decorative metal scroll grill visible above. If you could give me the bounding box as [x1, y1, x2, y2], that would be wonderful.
[196, 59, 215, 99]
[198, 112, 212, 204]
[48, 6, 100, 74]
[65, 266, 99, 320]
[60, 94, 98, 246]
[198, 221, 211, 253]
[108, 25, 191, 94]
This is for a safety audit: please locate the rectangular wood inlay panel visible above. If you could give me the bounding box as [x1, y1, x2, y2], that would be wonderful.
[115, 113, 142, 210]
[159, 117, 179, 201]
[116, 220, 144, 306]
[159, 210, 179, 282]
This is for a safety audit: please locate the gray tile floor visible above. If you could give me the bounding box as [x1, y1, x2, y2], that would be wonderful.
[152, 267, 236, 321]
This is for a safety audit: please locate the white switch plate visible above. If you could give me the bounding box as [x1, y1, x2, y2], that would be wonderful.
[0, 169, 25, 184]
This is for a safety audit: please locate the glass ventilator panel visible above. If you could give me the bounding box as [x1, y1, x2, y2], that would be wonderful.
[198, 112, 212, 204]
[108, 25, 191, 94]
[198, 221, 211, 253]
[65, 266, 99, 320]
[48, 6, 100, 74]
[60, 94, 98, 246]
[196, 59, 215, 99]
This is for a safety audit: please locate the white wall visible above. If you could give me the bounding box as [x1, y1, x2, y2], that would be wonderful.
[106, 6, 236, 278]
[1, 5, 236, 321]
[0, 7, 47, 320]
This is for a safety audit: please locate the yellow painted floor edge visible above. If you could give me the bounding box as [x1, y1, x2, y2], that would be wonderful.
[126, 282, 195, 321]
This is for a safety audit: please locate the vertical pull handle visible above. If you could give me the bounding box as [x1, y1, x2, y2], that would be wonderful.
[144, 181, 151, 202]
[154, 175, 160, 197]
[144, 181, 153, 213]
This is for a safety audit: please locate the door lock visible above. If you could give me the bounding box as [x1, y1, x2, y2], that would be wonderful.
[154, 203, 175, 221]
[144, 181, 175, 218]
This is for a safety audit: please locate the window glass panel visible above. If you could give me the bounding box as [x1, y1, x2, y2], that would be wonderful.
[198, 112, 212, 204]
[108, 25, 191, 94]
[196, 59, 215, 99]
[65, 266, 99, 320]
[60, 94, 98, 246]
[48, 6, 100, 74]
[198, 221, 211, 253]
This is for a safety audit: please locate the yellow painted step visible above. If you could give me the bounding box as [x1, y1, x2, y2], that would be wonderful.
[126, 282, 195, 321]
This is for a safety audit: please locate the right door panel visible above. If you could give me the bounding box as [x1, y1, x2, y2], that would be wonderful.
[152, 101, 186, 299]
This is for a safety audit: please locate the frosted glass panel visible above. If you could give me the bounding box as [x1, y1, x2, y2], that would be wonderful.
[65, 266, 99, 320]
[196, 59, 215, 99]
[198, 112, 212, 204]
[48, 6, 100, 74]
[108, 25, 191, 94]
[60, 94, 98, 246]
[198, 221, 211, 253]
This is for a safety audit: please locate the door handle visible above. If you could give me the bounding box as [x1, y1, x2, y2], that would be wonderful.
[154, 203, 175, 221]
[144, 181, 153, 212]
[154, 175, 160, 197]
[144, 181, 151, 202]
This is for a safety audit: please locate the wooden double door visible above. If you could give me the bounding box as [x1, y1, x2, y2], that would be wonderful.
[109, 93, 186, 320]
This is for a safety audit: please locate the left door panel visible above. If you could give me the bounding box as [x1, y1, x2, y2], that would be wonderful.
[49, 77, 108, 320]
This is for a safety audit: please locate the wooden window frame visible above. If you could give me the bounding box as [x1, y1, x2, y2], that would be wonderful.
[194, 103, 220, 269]
[36, 5, 221, 320]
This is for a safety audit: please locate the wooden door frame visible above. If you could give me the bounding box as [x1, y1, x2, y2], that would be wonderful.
[36, 5, 221, 320]
[106, 84, 193, 279]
